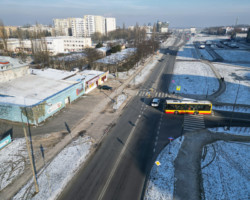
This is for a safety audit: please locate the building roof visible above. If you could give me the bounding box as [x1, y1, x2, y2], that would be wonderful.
[0, 74, 75, 106]
[0, 56, 29, 70]
[95, 48, 136, 64]
[66, 70, 105, 82]
[31, 68, 77, 80]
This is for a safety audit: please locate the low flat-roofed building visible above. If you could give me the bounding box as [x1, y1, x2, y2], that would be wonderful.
[66, 70, 108, 93]
[0, 70, 85, 125]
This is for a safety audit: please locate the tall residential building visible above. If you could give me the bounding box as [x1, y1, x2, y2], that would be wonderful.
[105, 18, 116, 34]
[71, 18, 85, 37]
[53, 18, 71, 36]
[83, 15, 95, 36]
[94, 16, 106, 35]
[53, 16, 116, 37]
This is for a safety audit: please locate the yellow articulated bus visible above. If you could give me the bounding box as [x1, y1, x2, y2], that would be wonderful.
[165, 99, 212, 115]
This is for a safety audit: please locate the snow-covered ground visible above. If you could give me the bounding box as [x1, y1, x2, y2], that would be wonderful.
[213, 63, 250, 105]
[145, 137, 184, 200]
[169, 61, 219, 95]
[113, 93, 127, 110]
[145, 127, 249, 200]
[208, 126, 250, 137]
[13, 136, 92, 200]
[177, 37, 198, 60]
[201, 141, 250, 200]
[0, 138, 27, 191]
[215, 50, 250, 62]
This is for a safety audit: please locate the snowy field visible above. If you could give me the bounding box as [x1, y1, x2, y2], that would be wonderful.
[177, 37, 198, 60]
[201, 141, 250, 200]
[145, 137, 184, 200]
[13, 136, 92, 200]
[213, 63, 250, 105]
[215, 50, 250, 62]
[169, 61, 219, 95]
[113, 93, 127, 110]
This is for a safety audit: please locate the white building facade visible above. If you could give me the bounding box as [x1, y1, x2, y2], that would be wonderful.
[53, 18, 71, 36]
[105, 18, 116, 34]
[71, 18, 85, 37]
[53, 16, 116, 37]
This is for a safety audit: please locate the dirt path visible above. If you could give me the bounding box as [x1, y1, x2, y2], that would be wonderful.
[173, 129, 250, 200]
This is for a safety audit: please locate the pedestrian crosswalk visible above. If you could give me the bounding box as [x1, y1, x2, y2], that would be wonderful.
[137, 90, 168, 98]
[183, 114, 205, 132]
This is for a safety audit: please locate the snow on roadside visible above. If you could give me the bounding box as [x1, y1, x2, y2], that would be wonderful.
[113, 94, 127, 110]
[215, 50, 250, 62]
[213, 63, 250, 105]
[208, 127, 250, 137]
[130, 59, 159, 86]
[201, 141, 250, 200]
[144, 137, 184, 200]
[169, 61, 219, 95]
[0, 138, 27, 191]
[13, 136, 92, 200]
[213, 105, 250, 113]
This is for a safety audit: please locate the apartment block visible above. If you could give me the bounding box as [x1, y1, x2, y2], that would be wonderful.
[105, 18, 116, 34]
[53, 16, 116, 37]
[71, 18, 85, 37]
[53, 18, 71, 36]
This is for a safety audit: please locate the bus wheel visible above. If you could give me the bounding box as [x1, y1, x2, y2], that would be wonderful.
[174, 111, 179, 115]
[194, 111, 199, 115]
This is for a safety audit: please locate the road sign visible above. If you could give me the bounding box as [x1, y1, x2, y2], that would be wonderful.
[176, 86, 181, 91]
[155, 161, 161, 166]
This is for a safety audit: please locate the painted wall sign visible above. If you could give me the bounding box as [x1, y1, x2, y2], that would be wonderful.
[76, 84, 84, 95]
[47, 102, 62, 114]
[0, 134, 12, 150]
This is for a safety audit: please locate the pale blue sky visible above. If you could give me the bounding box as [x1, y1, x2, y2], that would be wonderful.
[1, 0, 250, 27]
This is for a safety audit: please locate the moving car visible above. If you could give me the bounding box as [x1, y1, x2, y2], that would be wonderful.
[151, 98, 160, 107]
[199, 44, 205, 49]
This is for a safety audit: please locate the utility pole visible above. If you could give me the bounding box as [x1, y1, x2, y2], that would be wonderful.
[22, 114, 39, 193]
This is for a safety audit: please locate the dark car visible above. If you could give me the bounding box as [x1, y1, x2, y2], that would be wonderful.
[98, 85, 112, 90]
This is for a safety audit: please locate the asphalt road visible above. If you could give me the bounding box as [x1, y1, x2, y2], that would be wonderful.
[58, 34, 185, 200]
[57, 33, 250, 200]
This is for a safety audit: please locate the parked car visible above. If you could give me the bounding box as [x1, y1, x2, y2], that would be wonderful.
[98, 85, 112, 90]
[151, 98, 160, 107]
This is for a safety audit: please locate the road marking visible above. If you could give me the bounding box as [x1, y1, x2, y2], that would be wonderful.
[98, 115, 140, 200]
[153, 148, 155, 152]
[155, 141, 157, 146]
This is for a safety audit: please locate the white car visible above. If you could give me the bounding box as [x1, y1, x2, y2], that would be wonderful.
[151, 98, 160, 107]
[199, 44, 205, 49]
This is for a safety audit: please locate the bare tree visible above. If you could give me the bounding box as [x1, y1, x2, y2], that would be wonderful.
[0, 19, 9, 55]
